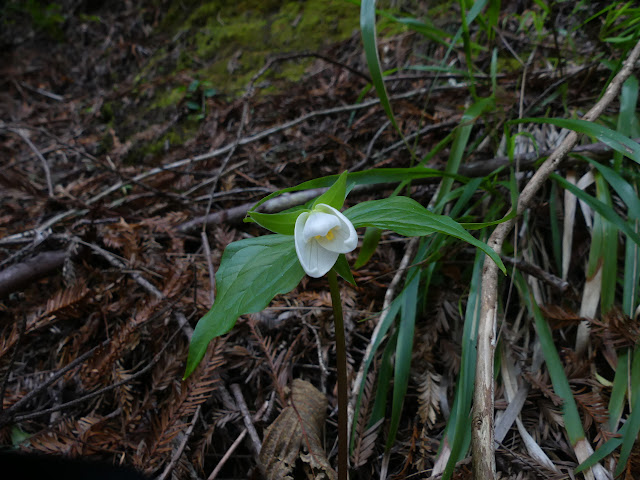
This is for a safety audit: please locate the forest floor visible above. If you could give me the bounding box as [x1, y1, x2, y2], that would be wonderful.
[1, 1, 639, 479]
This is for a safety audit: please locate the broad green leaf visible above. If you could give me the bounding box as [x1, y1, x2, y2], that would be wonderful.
[312, 171, 349, 210]
[344, 196, 505, 273]
[185, 235, 304, 377]
[246, 210, 302, 235]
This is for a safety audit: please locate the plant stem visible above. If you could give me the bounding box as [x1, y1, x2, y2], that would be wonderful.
[328, 268, 348, 480]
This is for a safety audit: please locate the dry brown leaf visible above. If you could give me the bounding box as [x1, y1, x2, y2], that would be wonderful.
[259, 378, 335, 480]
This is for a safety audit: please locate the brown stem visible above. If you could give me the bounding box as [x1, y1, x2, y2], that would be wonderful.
[328, 269, 348, 480]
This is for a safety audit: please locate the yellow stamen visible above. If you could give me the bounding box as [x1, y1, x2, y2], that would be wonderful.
[315, 229, 335, 241]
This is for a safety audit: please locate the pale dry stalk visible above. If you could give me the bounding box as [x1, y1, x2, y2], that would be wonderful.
[472, 39, 640, 479]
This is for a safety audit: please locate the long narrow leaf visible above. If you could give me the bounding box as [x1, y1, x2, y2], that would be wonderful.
[361, 0, 400, 132]
[386, 269, 419, 450]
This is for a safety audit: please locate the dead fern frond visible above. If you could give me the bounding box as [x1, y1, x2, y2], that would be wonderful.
[140, 341, 225, 474]
[417, 368, 441, 429]
[351, 370, 379, 469]
[573, 388, 609, 431]
[44, 284, 90, 321]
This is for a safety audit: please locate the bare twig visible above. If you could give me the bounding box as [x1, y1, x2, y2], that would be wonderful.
[8, 127, 54, 197]
[0, 340, 107, 425]
[10, 328, 180, 423]
[471, 39, 640, 479]
[155, 404, 202, 480]
[230, 384, 262, 459]
[200, 231, 216, 305]
[207, 429, 247, 480]
[501, 255, 569, 292]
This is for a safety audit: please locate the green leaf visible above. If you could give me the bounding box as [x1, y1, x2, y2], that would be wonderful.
[187, 80, 200, 93]
[514, 117, 640, 164]
[552, 173, 640, 248]
[353, 227, 382, 269]
[312, 171, 349, 210]
[333, 254, 356, 287]
[441, 249, 483, 478]
[351, 295, 402, 446]
[344, 196, 506, 273]
[616, 349, 640, 476]
[609, 350, 629, 431]
[245, 210, 302, 235]
[575, 423, 626, 473]
[435, 97, 495, 209]
[361, 0, 400, 132]
[248, 167, 462, 213]
[515, 273, 585, 445]
[386, 269, 419, 450]
[185, 235, 304, 378]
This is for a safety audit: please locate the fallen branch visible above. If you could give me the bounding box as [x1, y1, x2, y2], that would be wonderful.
[0, 250, 67, 297]
[471, 39, 640, 479]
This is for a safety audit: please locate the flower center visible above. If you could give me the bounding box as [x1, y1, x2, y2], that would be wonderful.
[315, 228, 335, 242]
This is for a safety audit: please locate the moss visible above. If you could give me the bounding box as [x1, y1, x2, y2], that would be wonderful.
[151, 85, 187, 109]
[152, 0, 359, 94]
[115, 0, 360, 161]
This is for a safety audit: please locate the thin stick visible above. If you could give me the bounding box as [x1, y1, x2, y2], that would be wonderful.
[156, 404, 202, 480]
[471, 39, 640, 479]
[200, 231, 216, 304]
[328, 269, 348, 480]
[207, 429, 247, 480]
[230, 384, 262, 459]
[8, 127, 54, 197]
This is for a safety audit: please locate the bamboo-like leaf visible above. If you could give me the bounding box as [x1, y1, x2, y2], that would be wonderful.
[248, 167, 463, 212]
[552, 173, 640, 248]
[514, 273, 585, 445]
[439, 248, 483, 479]
[360, 0, 400, 132]
[385, 269, 419, 450]
[515, 117, 640, 164]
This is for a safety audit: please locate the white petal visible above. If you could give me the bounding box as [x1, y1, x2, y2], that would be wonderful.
[302, 211, 340, 242]
[314, 204, 358, 253]
[295, 211, 339, 277]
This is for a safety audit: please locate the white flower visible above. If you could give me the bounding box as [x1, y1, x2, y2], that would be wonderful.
[294, 204, 358, 278]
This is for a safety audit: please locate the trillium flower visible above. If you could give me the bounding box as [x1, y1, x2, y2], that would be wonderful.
[294, 203, 358, 278]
